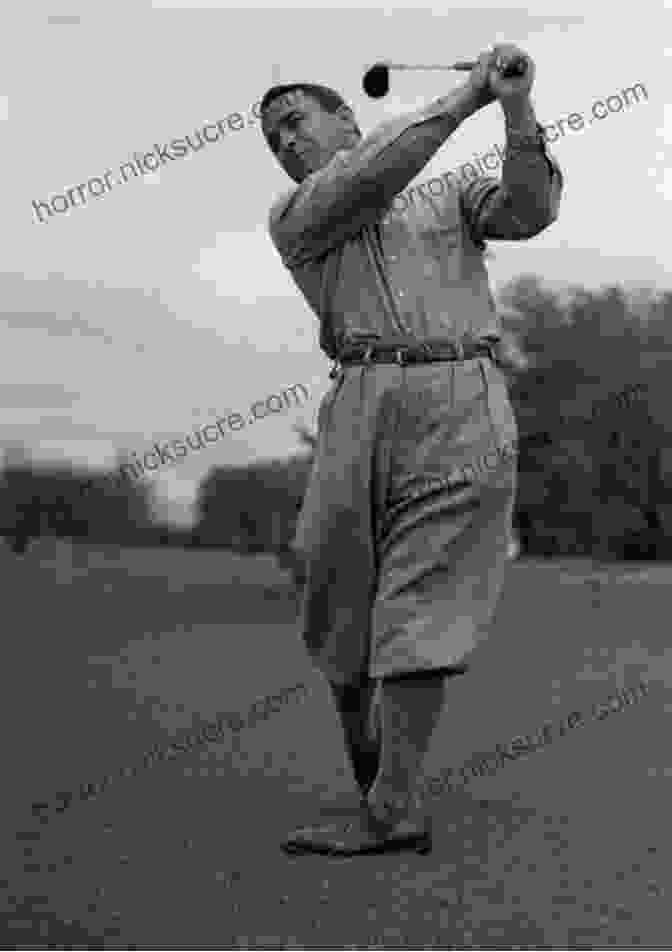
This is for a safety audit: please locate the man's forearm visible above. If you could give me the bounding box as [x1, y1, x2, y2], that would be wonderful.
[354, 83, 483, 200]
[271, 84, 484, 266]
[501, 95, 538, 142]
[475, 95, 559, 240]
[500, 96, 556, 231]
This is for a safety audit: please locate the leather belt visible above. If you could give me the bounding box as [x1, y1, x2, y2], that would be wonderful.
[330, 338, 498, 378]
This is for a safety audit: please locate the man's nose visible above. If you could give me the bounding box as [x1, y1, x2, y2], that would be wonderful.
[279, 128, 298, 152]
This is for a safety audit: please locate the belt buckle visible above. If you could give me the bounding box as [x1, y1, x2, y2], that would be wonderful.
[454, 340, 465, 361]
[363, 345, 374, 365]
[395, 348, 406, 367]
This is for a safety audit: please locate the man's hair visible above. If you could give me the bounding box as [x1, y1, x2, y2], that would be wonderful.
[259, 83, 351, 119]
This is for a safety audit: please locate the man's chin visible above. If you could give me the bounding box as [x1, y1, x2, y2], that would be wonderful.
[291, 163, 316, 183]
[289, 167, 308, 184]
[287, 152, 332, 182]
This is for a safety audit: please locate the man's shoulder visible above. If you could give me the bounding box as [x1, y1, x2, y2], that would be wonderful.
[268, 186, 299, 234]
[268, 153, 344, 233]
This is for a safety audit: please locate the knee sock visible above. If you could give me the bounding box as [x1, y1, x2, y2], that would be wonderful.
[367, 670, 447, 822]
[329, 678, 381, 792]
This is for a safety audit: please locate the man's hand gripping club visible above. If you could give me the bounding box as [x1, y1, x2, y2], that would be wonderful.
[465, 43, 535, 111]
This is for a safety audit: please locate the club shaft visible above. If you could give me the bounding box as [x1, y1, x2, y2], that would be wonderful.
[385, 62, 475, 72]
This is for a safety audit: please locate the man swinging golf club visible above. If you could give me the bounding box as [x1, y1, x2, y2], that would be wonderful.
[260, 43, 562, 856]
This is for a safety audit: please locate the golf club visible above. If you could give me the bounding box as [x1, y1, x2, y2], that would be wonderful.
[363, 56, 527, 98]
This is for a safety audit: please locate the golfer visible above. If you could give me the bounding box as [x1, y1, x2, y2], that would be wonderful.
[261, 43, 562, 855]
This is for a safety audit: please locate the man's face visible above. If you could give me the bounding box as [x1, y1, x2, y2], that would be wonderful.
[262, 89, 359, 183]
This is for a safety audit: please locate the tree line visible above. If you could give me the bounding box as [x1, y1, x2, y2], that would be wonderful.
[2, 276, 672, 566]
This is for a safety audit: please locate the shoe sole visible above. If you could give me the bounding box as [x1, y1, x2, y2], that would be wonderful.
[282, 833, 432, 857]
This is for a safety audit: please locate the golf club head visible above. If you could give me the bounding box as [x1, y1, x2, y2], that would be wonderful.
[362, 56, 527, 99]
[362, 63, 390, 98]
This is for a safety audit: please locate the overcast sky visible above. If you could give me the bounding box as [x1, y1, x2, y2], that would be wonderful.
[1, 0, 669, 522]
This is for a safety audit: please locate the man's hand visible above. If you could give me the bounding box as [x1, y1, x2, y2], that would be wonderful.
[489, 44, 534, 103]
[466, 44, 534, 109]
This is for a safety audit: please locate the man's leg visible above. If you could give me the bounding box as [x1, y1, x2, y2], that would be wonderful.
[328, 676, 381, 797]
[366, 669, 449, 823]
[282, 668, 454, 855]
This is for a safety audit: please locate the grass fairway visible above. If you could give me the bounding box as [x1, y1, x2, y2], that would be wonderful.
[0, 541, 669, 949]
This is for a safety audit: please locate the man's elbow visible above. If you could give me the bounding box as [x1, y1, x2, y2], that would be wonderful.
[515, 167, 563, 237]
[514, 199, 560, 238]
[522, 213, 557, 239]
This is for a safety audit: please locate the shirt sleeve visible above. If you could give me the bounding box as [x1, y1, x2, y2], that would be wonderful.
[460, 128, 563, 245]
[268, 95, 477, 269]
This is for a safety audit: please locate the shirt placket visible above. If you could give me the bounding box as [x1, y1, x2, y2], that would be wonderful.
[386, 213, 435, 337]
[362, 217, 411, 337]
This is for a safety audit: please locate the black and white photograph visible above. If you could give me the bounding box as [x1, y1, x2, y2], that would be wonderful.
[1, 0, 669, 947]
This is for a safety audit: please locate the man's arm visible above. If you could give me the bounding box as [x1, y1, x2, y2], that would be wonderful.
[270, 84, 484, 269]
[462, 95, 563, 243]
